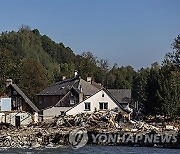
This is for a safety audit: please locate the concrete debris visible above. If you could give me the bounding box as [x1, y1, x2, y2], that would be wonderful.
[166, 125, 178, 131]
[0, 110, 179, 148]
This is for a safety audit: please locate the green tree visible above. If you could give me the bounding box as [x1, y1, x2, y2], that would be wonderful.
[145, 63, 161, 116]
[0, 48, 19, 93]
[132, 68, 150, 114]
[75, 52, 98, 79]
[106, 64, 136, 89]
[166, 34, 180, 67]
[94, 59, 109, 85]
[157, 62, 180, 117]
[19, 58, 48, 101]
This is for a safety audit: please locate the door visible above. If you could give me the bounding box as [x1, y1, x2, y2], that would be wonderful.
[15, 116, 20, 128]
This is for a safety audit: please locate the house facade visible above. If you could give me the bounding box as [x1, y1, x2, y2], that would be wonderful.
[37, 76, 101, 120]
[0, 79, 39, 127]
[66, 89, 131, 119]
[37, 76, 101, 110]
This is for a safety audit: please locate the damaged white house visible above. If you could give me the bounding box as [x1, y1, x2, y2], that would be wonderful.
[66, 88, 132, 119]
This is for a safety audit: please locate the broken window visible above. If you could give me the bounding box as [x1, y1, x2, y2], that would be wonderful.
[84, 102, 91, 111]
[99, 102, 108, 110]
[12, 97, 21, 110]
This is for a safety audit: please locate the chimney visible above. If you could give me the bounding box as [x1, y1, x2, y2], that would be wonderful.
[62, 76, 66, 80]
[74, 70, 78, 77]
[78, 85, 83, 102]
[6, 79, 13, 87]
[86, 77, 92, 84]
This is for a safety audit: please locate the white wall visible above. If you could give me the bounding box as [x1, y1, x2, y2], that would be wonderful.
[33, 112, 39, 123]
[66, 90, 121, 115]
[6, 112, 32, 126]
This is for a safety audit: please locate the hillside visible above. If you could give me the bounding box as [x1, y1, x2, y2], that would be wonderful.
[0, 27, 179, 117]
[0, 26, 135, 99]
[0, 26, 77, 99]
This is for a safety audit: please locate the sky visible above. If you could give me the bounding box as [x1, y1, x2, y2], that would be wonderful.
[0, 0, 180, 70]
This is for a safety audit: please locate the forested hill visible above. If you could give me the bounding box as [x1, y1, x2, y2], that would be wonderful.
[0, 26, 179, 117]
[0, 26, 136, 100]
[0, 26, 77, 99]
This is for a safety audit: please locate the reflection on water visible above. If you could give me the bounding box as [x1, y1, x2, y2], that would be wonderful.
[0, 145, 179, 154]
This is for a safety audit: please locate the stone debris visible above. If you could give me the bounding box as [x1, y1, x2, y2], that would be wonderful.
[0, 110, 179, 148]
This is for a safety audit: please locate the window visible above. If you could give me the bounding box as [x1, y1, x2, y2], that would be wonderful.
[102, 93, 104, 97]
[84, 102, 91, 111]
[43, 97, 46, 103]
[12, 97, 21, 110]
[13, 90, 18, 96]
[99, 102, 108, 110]
[70, 99, 75, 105]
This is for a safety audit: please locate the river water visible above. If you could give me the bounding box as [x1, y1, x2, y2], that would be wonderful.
[0, 145, 179, 154]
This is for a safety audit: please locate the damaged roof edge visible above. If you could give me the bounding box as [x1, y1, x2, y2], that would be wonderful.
[10, 84, 40, 112]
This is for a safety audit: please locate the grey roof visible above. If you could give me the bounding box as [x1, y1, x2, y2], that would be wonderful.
[78, 78, 99, 96]
[91, 81, 102, 89]
[37, 78, 78, 96]
[107, 89, 131, 103]
[10, 84, 40, 112]
[37, 77, 99, 96]
[104, 88, 131, 113]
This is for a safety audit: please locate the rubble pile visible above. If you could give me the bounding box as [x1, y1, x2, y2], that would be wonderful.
[55, 110, 128, 131]
[0, 127, 71, 148]
[45, 110, 179, 133]
[0, 110, 179, 148]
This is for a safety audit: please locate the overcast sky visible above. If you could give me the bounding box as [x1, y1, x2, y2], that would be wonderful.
[0, 0, 180, 69]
